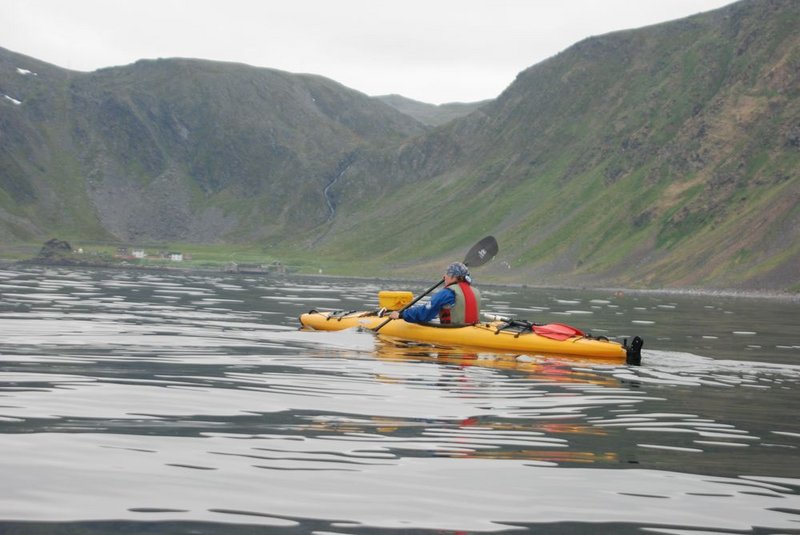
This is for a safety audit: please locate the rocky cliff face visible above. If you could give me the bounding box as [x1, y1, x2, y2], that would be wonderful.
[0, 52, 427, 243]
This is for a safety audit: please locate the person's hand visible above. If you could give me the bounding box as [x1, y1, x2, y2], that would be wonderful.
[389, 311, 400, 320]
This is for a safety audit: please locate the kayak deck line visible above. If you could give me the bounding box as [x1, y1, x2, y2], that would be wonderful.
[299, 309, 644, 365]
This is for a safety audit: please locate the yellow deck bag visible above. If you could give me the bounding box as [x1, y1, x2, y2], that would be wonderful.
[378, 291, 413, 311]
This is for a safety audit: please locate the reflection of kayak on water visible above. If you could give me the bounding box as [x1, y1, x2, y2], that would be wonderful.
[372, 338, 634, 371]
[299, 303, 644, 365]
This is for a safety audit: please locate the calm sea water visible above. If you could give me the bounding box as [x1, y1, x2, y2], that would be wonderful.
[0, 266, 798, 534]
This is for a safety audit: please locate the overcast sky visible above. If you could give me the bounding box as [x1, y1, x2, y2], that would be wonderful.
[3, 0, 737, 104]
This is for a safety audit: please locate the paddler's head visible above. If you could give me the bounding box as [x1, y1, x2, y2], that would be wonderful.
[444, 262, 471, 285]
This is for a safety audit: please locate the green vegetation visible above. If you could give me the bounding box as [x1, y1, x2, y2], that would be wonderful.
[1, 0, 798, 293]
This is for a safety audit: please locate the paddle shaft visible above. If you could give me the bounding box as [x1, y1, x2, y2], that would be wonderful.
[373, 277, 443, 332]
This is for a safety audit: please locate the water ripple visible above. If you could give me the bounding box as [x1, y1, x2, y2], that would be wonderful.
[0, 267, 799, 532]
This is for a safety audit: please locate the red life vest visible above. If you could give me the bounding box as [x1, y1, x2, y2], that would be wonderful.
[439, 282, 481, 325]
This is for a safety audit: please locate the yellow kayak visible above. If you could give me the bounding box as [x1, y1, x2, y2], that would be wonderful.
[299, 309, 643, 365]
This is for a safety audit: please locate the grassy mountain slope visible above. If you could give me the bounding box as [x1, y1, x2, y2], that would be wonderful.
[0, 50, 427, 243]
[1, 0, 797, 292]
[322, 0, 799, 291]
[0, 49, 101, 242]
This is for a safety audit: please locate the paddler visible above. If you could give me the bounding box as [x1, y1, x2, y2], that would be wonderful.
[388, 262, 482, 325]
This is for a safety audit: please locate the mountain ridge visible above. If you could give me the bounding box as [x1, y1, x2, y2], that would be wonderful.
[322, 0, 799, 291]
[0, 0, 798, 292]
[375, 94, 490, 126]
[0, 49, 429, 244]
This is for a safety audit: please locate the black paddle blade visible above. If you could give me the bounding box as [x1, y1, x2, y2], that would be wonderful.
[463, 236, 498, 268]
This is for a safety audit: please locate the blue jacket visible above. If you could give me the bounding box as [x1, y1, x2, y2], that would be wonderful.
[399, 287, 456, 323]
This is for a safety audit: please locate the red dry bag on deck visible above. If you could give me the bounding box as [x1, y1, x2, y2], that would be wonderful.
[532, 323, 586, 341]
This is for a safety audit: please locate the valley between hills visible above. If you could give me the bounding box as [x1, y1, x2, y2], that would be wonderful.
[0, 0, 798, 293]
